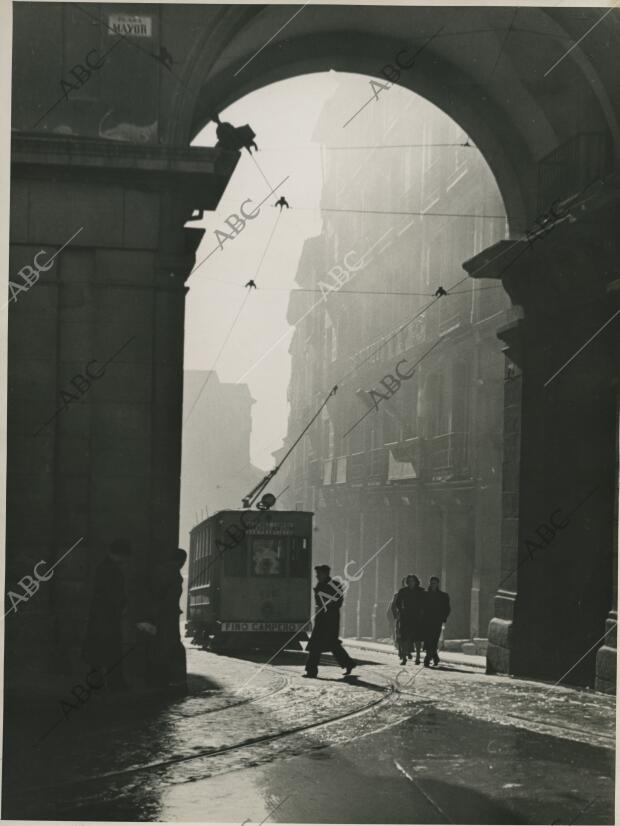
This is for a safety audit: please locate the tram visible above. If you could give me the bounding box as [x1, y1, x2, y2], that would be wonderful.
[185, 506, 313, 652]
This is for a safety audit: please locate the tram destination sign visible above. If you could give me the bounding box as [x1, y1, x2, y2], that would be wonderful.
[244, 522, 295, 536]
[108, 14, 153, 37]
[220, 621, 306, 632]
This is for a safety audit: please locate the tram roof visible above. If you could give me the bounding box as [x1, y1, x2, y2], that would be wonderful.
[190, 508, 314, 532]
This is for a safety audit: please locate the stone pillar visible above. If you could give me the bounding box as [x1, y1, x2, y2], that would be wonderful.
[596, 301, 619, 693]
[7, 135, 238, 697]
[465, 181, 619, 688]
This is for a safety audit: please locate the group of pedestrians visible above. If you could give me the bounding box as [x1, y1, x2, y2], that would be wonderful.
[303, 564, 451, 678]
[389, 575, 450, 667]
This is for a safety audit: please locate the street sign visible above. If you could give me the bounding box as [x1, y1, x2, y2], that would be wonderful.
[108, 14, 152, 37]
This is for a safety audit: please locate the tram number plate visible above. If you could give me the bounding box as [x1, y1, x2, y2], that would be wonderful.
[220, 622, 306, 632]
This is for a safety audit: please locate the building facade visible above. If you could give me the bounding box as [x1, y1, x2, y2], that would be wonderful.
[279, 84, 511, 645]
[180, 370, 263, 611]
[180, 370, 262, 547]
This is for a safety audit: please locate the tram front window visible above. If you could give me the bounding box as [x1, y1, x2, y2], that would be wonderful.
[224, 541, 246, 576]
[250, 538, 286, 577]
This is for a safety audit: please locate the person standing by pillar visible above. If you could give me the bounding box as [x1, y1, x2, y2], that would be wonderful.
[146, 548, 187, 694]
[82, 538, 132, 691]
[423, 576, 451, 667]
[304, 565, 356, 678]
[166, 548, 188, 694]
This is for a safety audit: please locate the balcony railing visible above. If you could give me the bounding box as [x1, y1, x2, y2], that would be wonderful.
[428, 432, 468, 476]
[368, 447, 388, 482]
[349, 451, 365, 485]
[387, 437, 424, 480]
[309, 435, 467, 488]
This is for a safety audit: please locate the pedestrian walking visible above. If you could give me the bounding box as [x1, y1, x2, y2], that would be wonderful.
[304, 565, 356, 678]
[394, 574, 425, 665]
[388, 577, 408, 654]
[82, 538, 131, 691]
[423, 576, 450, 667]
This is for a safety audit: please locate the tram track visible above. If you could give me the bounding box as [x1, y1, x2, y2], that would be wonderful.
[12, 660, 395, 799]
[377, 675, 616, 751]
[173, 659, 291, 721]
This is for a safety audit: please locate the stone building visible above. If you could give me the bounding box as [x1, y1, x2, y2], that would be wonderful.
[180, 370, 262, 546]
[279, 82, 511, 646]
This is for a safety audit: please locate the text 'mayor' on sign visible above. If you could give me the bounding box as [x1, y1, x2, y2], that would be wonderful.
[108, 14, 152, 37]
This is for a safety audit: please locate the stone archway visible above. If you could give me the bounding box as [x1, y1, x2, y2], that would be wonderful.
[7, 3, 619, 695]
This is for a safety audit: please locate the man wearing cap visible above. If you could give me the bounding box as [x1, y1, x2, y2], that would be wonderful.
[304, 564, 356, 678]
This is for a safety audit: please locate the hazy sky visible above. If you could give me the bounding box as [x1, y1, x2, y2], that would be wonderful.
[185, 72, 478, 473]
[187, 72, 341, 471]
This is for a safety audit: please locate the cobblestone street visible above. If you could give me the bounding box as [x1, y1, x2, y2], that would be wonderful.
[3, 641, 614, 822]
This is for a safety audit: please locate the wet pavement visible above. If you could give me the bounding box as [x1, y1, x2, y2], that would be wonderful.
[2, 642, 615, 823]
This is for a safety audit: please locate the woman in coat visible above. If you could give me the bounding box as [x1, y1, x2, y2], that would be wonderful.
[388, 577, 408, 655]
[394, 574, 425, 665]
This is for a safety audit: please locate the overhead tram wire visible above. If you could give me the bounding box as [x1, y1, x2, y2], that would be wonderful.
[292, 206, 512, 221]
[183, 290, 252, 427]
[241, 385, 338, 508]
[342, 338, 444, 438]
[335, 233, 533, 396]
[187, 176, 290, 279]
[257, 142, 473, 151]
[255, 209, 284, 280]
[184, 208, 284, 427]
[202, 283, 504, 297]
[252, 284, 504, 297]
[250, 152, 274, 191]
[234, 237, 520, 387]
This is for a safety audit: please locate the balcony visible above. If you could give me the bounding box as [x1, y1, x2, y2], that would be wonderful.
[368, 447, 388, 483]
[349, 451, 365, 485]
[344, 449, 388, 485]
[387, 437, 425, 481]
[428, 432, 469, 478]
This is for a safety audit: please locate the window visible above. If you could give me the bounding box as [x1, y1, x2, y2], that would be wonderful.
[289, 537, 309, 578]
[250, 537, 286, 577]
[325, 315, 337, 362]
[224, 541, 247, 576]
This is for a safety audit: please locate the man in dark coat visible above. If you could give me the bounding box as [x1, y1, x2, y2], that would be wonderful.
[82, 538, 131, 690]
[423, 576, 450, 667]
[135, 547, 188, 694]
[304, 565, 356, 678]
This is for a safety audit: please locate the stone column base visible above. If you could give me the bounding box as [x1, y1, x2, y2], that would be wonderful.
[595, 613, 617, 694]
[486, 617, 513, 675]
[486, 590, 515, 675]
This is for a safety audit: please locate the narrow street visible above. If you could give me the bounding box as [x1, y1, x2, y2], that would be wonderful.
[4, 641, 614, 823]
